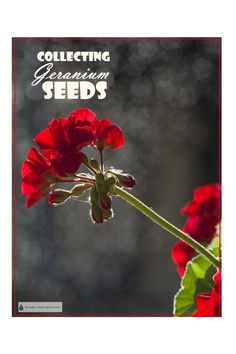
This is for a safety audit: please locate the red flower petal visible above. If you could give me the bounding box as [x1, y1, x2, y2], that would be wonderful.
[21, 147, 61, 207]
[48, 118, 70, 153]
[182, 214, 218, 242]
[68, 108, 97, 125]
[181, 184, 221, 218]
[35, 115, 94, 175]
[21, 160, 33, 179]
[194, 293, 212, 316]
[71, 126, 94, 151]
[106, 124, 125, 149]
[93, 118, 125, 150]
[25, 190, 48, 208]
[54, 152, 83, 174]
[194, 269, 221, 317]
[22, 180, 37, 195]
[34, 127, 56, 156]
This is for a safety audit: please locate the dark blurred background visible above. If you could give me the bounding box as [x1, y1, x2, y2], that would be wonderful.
[14, 38, 220, 315]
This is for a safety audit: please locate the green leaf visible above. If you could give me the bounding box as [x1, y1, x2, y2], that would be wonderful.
[207, 235, 220, 250]
[173, 238, 219, 316]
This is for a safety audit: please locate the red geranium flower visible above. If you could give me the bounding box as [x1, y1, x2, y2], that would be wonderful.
[68, 109, 124, 151]
[92, 118, 125, 150]
[35, 110, 95, 174]
[182, 214, 219, 243]
[194, 270, 221, 317]
[172, 184, 221, 276]
[181, 184, 221, 217]
[181, 184, 221, 242]
[22, 108, 126, 209]
[21, 147, 62, 208]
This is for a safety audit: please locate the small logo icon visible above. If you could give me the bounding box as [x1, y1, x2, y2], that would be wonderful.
[19, 303, 24, 311]
[17, 302, 62, 313]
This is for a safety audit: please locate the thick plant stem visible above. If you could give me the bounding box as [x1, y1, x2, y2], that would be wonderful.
[113, 186, 221, 269]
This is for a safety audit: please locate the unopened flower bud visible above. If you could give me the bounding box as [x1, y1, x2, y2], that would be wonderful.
[48, 189, 71, 206]
[90, 201, 104, 224]
[115, 173, 136, 189]
[100, 194, 112, 210]
[103, 209, 113, 221]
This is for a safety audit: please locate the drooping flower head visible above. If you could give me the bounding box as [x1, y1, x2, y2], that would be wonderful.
[22, 108, 131, 212]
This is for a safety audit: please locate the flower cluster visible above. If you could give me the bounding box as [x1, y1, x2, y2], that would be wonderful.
[172, 184, 221, 317]
[22, 108, 135, 222]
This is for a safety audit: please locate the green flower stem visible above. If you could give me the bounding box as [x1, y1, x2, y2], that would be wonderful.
[82, 161, 97, 175]
[61, 178, 95, 184]
[99, 149, 104, 172]
[113, 186, 221, 269]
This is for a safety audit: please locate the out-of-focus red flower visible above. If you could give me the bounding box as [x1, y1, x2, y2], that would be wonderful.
[171, 241, 196, 277]
[181, 184, 221, 217]
[182, 214, 219, 243]
[93, 119, 125, 150]
[21, 147, 61, 208]
[194, 270, 221, 317]
[35, 112, 94, 174]
[172, 184, 221, 276]
[181, 184, 221, 242]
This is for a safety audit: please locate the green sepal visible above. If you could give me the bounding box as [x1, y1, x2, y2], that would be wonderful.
[90, 200, 104, 224]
